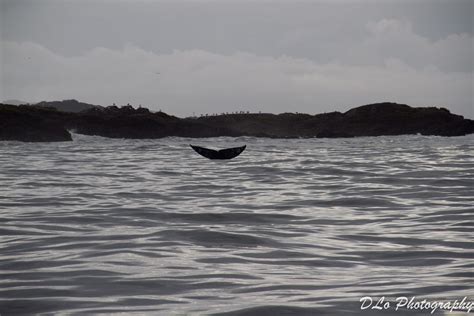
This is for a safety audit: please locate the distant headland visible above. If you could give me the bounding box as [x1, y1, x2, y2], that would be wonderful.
[1, 99, 473, 142]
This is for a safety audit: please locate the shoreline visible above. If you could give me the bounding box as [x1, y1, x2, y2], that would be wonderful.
[1, 101, 473, 142]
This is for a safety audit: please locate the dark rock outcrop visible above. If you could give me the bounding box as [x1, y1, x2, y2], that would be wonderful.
[1, 101, 473, 142]
[195, 103, 474, 138]
[34, 99, 103, 113]
[0, 104, 72, 142]
[67, 105, 240, 139]
[338, 103, 473, 137]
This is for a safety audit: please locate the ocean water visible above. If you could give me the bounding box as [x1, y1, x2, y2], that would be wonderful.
[0, 134, 473, 315]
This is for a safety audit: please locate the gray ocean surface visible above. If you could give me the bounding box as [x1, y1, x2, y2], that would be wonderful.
[0, 134, 473, 315]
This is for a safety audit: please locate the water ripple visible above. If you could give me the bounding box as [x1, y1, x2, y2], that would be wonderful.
[0, 134, 473, 315]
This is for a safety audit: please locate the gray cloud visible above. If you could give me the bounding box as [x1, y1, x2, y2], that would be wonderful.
[2, 0, 472, 60]
[1, 1, 472, 118]
[2, 34, 472, 118]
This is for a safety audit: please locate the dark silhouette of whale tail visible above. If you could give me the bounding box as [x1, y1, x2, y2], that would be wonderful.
[190, 145, 246, 160]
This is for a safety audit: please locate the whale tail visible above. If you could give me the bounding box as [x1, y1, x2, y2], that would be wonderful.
[190, 145, 246, 160]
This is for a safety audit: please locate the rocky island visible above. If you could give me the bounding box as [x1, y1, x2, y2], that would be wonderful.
[1, 100, 473, 142]
[0, 104, 72, 142]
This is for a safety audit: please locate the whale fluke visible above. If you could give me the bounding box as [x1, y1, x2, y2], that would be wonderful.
[190, 145, 246, 160]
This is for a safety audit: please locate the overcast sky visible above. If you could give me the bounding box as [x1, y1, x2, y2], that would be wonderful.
[1, 0, 472, 117]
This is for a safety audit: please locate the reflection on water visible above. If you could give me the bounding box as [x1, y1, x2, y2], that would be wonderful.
[0, 135, 473, 315]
